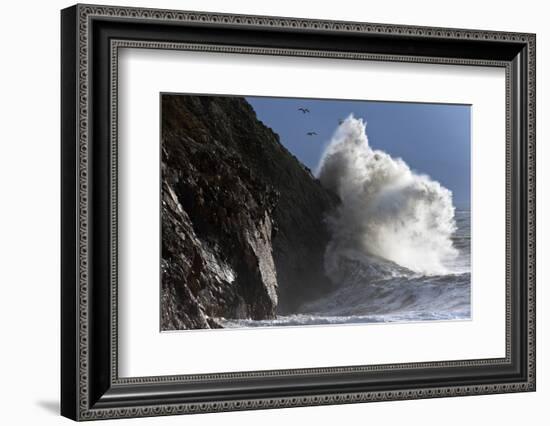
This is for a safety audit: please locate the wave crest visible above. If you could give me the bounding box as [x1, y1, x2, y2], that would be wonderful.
[316, 115, 458, 278]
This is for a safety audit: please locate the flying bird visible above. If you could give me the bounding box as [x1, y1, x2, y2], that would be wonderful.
[298, 107, 310, 114]
[306, 131, 318, 136]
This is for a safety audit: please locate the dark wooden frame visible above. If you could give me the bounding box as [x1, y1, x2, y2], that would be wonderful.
[61, 3, 536, 421]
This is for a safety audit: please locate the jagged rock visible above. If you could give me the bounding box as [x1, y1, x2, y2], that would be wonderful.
[161, 95, 337, 330]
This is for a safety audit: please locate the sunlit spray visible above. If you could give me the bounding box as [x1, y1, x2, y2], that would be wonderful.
[317, 116, 458, 280]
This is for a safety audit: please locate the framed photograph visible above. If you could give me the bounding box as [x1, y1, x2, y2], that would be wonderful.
[61, 4, 536, 421]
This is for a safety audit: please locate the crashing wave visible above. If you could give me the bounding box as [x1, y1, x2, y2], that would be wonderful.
[316, 116, 458, 279]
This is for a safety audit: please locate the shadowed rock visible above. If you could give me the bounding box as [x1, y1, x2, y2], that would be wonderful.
[161, 95, 337, 330]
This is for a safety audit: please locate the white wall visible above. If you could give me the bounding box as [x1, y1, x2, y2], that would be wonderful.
[0, 0, 546, 424]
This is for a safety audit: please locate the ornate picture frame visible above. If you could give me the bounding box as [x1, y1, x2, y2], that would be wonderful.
[61, 4, 535, 421]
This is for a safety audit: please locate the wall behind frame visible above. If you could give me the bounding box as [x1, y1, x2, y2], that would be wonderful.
[0, 0, 546, 425]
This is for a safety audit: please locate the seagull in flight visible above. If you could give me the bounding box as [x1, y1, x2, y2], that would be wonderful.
[306, 131, 318, 136]
[298, 107, 310, 114]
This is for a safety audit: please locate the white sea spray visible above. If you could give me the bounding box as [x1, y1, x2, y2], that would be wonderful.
[316, 116, 458, 279]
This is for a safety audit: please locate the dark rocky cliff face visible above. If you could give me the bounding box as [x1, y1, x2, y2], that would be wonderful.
[161, 95, 336, 330]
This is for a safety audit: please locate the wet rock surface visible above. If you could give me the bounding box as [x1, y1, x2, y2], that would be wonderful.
[161, 95, 336, 330]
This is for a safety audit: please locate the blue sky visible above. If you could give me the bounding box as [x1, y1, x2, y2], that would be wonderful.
[246, 96, 471, 208]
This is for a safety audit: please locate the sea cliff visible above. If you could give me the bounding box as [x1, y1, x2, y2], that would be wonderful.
[161, 95, 336, 330]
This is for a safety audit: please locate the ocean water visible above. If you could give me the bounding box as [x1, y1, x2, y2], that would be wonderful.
[220, 209, 471, 328]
